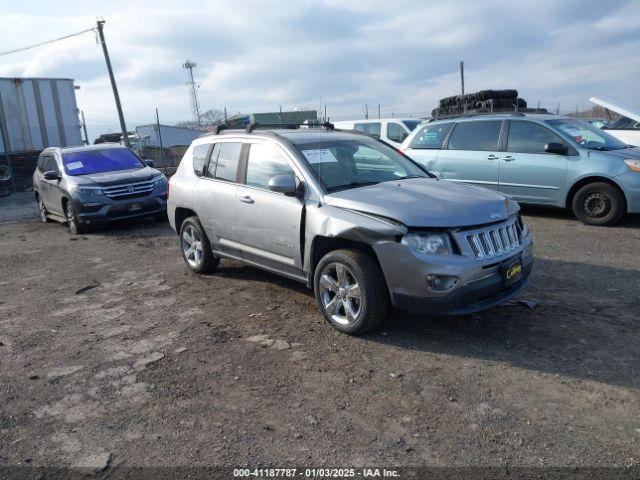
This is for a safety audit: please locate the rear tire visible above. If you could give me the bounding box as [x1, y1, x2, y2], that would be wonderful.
[313, 249, 389, 335]
[571, 182, 625, 226]
[64, 202, 83, 234]
[179, 216, 219, 274]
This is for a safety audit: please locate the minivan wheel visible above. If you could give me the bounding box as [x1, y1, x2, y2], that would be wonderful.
[64, 202, 83, 234]
[572, 182, 625, 226]
[314, 249, 388, 335]
[37, 196, 50, 223]
[180, 216, 219, 274]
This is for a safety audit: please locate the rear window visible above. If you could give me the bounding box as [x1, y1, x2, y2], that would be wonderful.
[62, 148, 143, 176]
[447, 121, 502, 151]
[409, 123, 453, 149]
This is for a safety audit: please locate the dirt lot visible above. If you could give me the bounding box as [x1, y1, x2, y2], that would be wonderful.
[1, 199, 639, 472]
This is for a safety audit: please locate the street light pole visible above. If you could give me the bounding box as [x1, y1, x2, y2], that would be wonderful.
[96, 19, 129, 147]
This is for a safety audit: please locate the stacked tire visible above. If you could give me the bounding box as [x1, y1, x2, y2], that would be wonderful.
[432, 89, 530, 118]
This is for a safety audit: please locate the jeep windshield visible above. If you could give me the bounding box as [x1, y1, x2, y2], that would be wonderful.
[62, 148, 145, 176]
[293, 136, 429, 192]
[547, 118, 628, 151]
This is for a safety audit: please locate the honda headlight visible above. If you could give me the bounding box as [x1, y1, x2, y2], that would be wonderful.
[153, 174, 167, 187]
[402, 233, 452, 255]
[75, 186, 103, 197]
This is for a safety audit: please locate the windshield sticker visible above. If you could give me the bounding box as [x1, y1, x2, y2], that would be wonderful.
[303, 149, 338, 164]
[66, 161, 84, 170]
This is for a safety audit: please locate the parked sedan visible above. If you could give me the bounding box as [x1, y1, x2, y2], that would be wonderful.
[33, 144, 168, 234]
[401, 113, 640, 226]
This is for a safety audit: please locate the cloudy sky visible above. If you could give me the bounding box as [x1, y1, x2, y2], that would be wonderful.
[1, 0, 639, 141]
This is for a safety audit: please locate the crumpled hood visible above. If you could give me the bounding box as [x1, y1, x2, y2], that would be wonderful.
[69, 167, 159, 187]
[324, 178, 517, 228]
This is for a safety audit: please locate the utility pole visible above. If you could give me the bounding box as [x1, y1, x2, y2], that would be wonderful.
[182, 60, 201, 126]
[80, 110, 89, 145]
[96, 19, 129, 147]
[460, 61, 465, 96]
[155, 107, 167, 175]
[365, 104, 369, 120]
[378, 104, 381, 119]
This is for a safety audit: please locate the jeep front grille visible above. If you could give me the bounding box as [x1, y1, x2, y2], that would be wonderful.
[463, 219, 522, 260]
[102, 180, 154, 199]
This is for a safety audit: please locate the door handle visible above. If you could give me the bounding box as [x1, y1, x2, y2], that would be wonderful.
[487, 154, 499, 160]
[239, 195, 254, 204]
[504, 155, 516, 162]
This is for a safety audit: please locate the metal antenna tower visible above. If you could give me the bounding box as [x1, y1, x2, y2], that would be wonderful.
[182, 60, 201, 126]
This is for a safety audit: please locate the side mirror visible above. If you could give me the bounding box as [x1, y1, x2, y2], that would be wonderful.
[44, 171, 60, 181]
[544, 142, 568, 155]
[268, 174, 298, 196]
[144, 159, 155, 168]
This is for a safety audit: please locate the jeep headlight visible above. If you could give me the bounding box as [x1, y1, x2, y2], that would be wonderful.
[402, 233, 452, 255]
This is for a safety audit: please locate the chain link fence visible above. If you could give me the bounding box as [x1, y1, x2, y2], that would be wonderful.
[0, 151, 40, 197]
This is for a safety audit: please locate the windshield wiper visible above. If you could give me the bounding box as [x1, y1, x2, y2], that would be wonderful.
[327, 181, 379, 192]
[393, 175, 428, 180]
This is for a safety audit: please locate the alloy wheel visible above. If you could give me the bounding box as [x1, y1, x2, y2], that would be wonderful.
[66, 204, 78, 234]
[182, 224, 203, 268]
[37, 197, 47, 222]
[318, 262, 362, 325]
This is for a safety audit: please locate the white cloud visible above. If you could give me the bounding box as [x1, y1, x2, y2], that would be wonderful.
[0, 0, 638, 141]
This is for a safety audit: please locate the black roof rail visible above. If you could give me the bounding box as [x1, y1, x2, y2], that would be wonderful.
[429, 108, 550, 122]
[245, 121, 335, 133]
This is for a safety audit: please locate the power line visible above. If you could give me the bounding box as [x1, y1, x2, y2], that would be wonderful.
[0, 27, 95, 56]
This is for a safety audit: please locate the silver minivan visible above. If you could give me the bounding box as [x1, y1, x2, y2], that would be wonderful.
[168, 125, 533, 334]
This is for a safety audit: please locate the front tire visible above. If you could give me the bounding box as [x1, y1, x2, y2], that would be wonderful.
[572, 182, 625, 226]
[64, 202, 83, 234]
[313, 249, 389, 335]
[36, 195, 50, 223]
[179, 216, 219, 274]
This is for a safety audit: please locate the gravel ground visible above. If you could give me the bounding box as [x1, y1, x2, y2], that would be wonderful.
[0, 199, 639, 473]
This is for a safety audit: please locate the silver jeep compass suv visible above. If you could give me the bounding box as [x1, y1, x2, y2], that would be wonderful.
[168, 124, 533, 334]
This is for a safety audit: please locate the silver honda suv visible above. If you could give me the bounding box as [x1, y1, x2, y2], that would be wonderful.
[33, 144, 168, 234]
[168, 124, 533, 334]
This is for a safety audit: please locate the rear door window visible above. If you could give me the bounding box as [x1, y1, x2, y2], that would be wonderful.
[447, 121, 502, 151]
[409, 123, 453, 149]
[507, 121, 565, 154]
[213, 142, 243, 182]
[205, 144, 221, 178]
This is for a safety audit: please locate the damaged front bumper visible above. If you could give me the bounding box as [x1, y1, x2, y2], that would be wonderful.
[373, 228, 534, 316]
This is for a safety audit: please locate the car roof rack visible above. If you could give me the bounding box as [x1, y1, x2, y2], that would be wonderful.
[429, 108, 550, 122]
[244, 121, 335, 133]
[209, 121, 336, 134]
